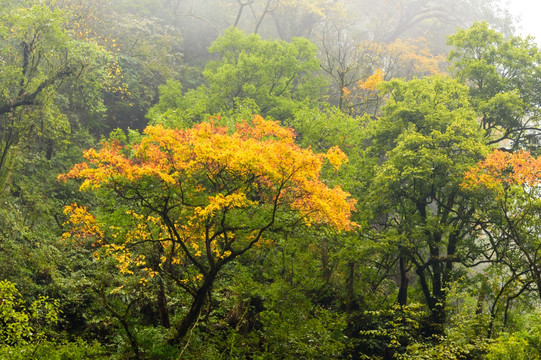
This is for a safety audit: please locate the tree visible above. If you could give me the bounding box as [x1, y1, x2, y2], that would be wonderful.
[147, 27, 325, 126]
[60, 116, 356, 344]
[55, 0, 185, 131]
[0, 3, 115, 338]
[360, 76, 489, 335]
[330, 37, 445, 116]
[201, 27, 324, 120]
[350, 0, 513, 52]
[0, 2, 113, 180]
[464, 150, 541, 309]
[448, 22, 541, 150]
[285, 106, 372, 312]
[257, 0, 341, 40]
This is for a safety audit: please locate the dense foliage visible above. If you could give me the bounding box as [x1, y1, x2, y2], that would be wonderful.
[2, 0, 541, 359]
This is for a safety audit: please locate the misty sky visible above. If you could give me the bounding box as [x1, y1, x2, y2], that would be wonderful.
[507, 0, 541, 42]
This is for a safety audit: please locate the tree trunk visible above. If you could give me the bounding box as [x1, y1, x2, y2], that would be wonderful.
[345, 261, 355, 312]
[171, 268, 218, 344]
[321, 237, 331, 285]
[397, 256, 409, 306]
[158, 280, 171, 328]
[416, 262, 445, 337]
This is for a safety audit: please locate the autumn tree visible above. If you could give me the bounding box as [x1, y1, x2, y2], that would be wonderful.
[60, 116, 355, 345]
[464, 150, 541, 323]
[334, 38, 445, 116]
[316, 20, 370, 112]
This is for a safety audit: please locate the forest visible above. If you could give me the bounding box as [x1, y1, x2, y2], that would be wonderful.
[1, 0, 541, 359]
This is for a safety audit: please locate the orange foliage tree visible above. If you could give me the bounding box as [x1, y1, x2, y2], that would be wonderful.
[464, 150, 541, 190]
[340, 38, 445, 116]
[59, 116, 356, 343]
[464, 150, 541, 305]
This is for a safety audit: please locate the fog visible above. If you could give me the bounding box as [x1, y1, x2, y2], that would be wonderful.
[508, 0, 541, 42]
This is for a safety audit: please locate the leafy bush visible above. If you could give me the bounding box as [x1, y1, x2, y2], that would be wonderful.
[0, 340, 107, 360]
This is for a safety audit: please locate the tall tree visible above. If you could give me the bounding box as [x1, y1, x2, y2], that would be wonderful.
[448, 22, 541, 150]
[0, 2, 112, 179]
[350, 0, 513, 51]
[60, 116, 356, 344]
[147, 27, 325, 126]
[464, 150, 541, 316]
[360, 76, 489, 334]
